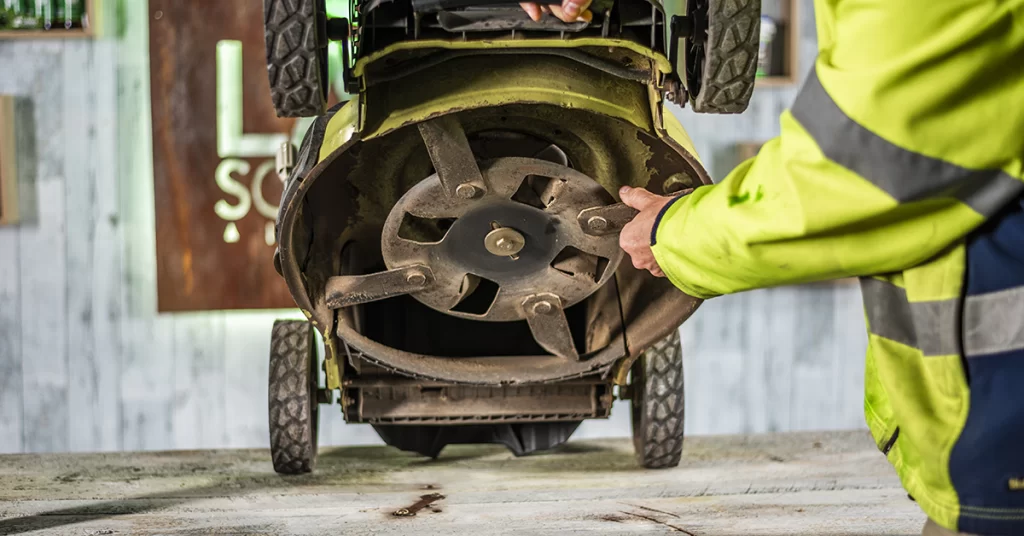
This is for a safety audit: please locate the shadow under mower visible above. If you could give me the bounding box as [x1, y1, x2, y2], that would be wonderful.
[263, 0, 760, 472]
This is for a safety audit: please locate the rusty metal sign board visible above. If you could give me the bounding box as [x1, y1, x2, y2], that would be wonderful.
[149, 1, 300, 311]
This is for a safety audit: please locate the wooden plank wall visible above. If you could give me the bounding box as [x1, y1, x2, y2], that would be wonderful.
[0, 0, 865, 453]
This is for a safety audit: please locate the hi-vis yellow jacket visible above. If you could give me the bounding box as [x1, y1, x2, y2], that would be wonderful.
[651, 1, 1024, 533]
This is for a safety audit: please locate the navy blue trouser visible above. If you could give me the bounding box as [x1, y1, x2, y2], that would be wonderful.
[950, 195, 1024, 535]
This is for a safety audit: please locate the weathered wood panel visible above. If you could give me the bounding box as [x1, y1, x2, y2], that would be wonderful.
[0, 45, 26, 454]
[117, 0, 177, 452]
[0, 226, 21, 454]
[13, 41, 69, 453]
[172, 314, 226, 449]
[0, 431, 923, 535]
[683, 292, 754, 434]
[790, 285, 839, 430]
[65, 38, 124, 453]
[64, 38, 102, 452]
[87, 37, 125, 451]
[752, 287, 797, 432]
[19, 171, 68, 452]
[222, 312, 275, 449]
[833, 285, 869, 429]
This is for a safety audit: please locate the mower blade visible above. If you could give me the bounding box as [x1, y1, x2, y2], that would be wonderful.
[577, 203, 640, 236]
[325, 265, 434, 309]
[417, 115, 487, 198]
[522, 294, 580, 360]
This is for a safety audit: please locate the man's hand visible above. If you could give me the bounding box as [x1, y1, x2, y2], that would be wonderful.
[619, 186, 687, 278]
[519, 0, 593, 23]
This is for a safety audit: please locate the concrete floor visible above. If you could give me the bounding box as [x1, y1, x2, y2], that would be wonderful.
[0, 430, 924, 535]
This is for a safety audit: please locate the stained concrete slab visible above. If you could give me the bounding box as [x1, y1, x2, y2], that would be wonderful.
[0, 430, 925, 535]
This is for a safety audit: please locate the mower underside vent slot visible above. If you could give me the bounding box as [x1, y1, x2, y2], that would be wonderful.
[398, 213, 456, 243]
[551, 246, 609, 284]
[451, 274, 500, 315]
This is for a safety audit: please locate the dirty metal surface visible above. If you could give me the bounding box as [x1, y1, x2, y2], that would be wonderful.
[417, 116, 487, 198]
[148, 0, 302, 311]
[379, 155, 623, 323]
[355, 382, 603, 423]
[522, 293, 579, 360]
[578, 202, 641, 237]
[277, 56, 708, 385]
[0, 431, 925, 535]
[283, 66, 707, 331]
[325, 264, 435, 309]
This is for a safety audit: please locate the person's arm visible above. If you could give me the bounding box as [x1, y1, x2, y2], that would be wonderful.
[625, 0, 1024, 300]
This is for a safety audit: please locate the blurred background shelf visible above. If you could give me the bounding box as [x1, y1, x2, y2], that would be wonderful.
[757, 75, 800, 87]
[0, 28, 89, 38]
[0, 0, 95, 39]
[755, 0, 800, 86]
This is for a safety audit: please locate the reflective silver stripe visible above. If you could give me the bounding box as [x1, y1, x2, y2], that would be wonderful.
[792, 68, 1024, 217]
[963, 286, 1024, 357]
[860, 277, 960, 356]
[861, 277, 915, 347]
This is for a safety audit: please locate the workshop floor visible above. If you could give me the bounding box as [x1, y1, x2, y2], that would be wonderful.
[0, 430, 924, 535]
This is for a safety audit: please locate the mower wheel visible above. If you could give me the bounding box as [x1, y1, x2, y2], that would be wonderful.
[685, 0, 761, 113]
[630, 330, 686, 469]
[263, 0, 329, 117]
[268, 320, 320, 474]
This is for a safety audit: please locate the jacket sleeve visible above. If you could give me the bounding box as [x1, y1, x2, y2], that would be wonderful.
[650, 0, 1024, 300]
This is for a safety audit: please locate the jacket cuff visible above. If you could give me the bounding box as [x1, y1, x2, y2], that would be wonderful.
[650, 193, 689, 246]
[649, 186, 722, 300]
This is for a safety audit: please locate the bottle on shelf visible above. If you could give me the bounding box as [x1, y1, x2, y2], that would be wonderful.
[0, 0, 13, 30]
[37, 0, 54, 29]
[46, 0, 69, 29]
[64, 0, 84, 29]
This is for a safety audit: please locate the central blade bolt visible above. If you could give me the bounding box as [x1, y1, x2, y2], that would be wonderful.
[455, 183, 479, 199]
[484, 227, 526, 257]
[532, 301, 554, 315]
[406, 271, 427, 286]
[587, 215, 609, 232]
[496, 237, 515, 252]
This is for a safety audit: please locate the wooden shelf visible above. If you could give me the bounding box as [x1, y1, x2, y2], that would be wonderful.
[757, 0, 800, 86]
[0, 28, 91, 39]
[756, 75, 799, 87]
[0, 0, 97, 40]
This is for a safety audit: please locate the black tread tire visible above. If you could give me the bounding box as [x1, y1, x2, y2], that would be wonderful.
[263, 0, 329, 118]
[630, 331, 685, 469]
[688, 0, 761, 114]
[269, 320, 319, 474]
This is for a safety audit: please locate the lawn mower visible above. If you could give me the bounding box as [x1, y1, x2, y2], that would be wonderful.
[263, 0, 760, 472]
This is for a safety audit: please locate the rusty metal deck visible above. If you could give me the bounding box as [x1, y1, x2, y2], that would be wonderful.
[0, 430, 924, 535]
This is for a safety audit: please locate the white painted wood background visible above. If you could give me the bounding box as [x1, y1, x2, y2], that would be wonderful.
[0, 0, 866, 454]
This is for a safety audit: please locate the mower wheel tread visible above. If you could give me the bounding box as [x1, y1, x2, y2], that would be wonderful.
[268, 320, 318, 474]
[692, 0, 761, 113]
[264, 0, 328, 118]
[631, 331, 686, 469]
